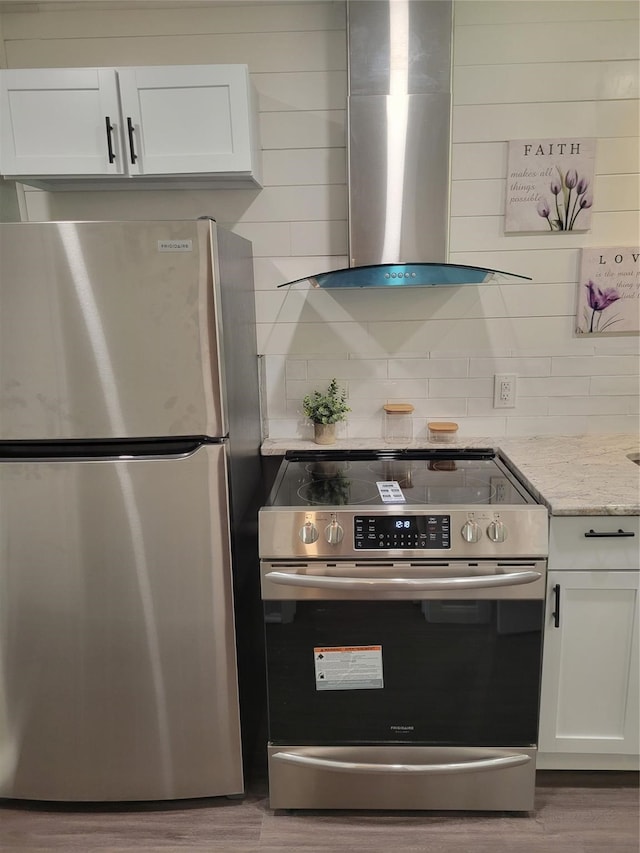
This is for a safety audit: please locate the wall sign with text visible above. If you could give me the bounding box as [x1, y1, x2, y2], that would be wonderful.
[576, 247, 639, 336]
[505, 138, 596, 234]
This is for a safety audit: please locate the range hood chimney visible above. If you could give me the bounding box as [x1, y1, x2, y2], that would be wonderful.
[280, 0, 530, 289]
[348, 0, 451, 268]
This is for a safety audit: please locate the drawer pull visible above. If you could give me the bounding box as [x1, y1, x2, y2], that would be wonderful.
[265, 569, 542, 591]
[272, 751, 531, 775]
[584, 529, 635, 538]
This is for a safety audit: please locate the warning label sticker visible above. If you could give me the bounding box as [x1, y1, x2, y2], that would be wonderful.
[313, 645, 384, 691]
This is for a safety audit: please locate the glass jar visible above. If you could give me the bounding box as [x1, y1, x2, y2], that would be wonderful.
[383, 403, 414, 445]
[427, 421, 459, 443]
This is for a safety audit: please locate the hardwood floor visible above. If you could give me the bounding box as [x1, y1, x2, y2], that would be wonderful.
[1, 770, 637, 852]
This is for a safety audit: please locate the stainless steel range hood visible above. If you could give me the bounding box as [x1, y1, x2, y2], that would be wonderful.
[281, 0, 530, 289]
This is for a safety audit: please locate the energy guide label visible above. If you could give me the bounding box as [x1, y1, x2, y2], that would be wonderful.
[313, 645, 384, 691]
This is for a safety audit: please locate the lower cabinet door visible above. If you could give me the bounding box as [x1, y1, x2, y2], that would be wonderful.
[538, 570, 639, 756]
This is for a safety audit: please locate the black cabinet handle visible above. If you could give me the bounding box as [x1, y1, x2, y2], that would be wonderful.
[584, 529, 635, 538]
[105, 116, 116, 163]
[126, 117, 137, 164]
[551, 583, 561, 628]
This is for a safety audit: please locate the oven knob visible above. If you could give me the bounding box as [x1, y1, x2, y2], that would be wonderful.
[299, 521, 319, 544]
[325, 520, 344, 545]
[487, 520, 507, 543]
[461, 520, 482, 543]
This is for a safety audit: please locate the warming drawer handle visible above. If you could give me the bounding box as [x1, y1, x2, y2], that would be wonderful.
[272, 751, 532, 775]
[265, 570, 542, 591]
[584, 529, 635, 538]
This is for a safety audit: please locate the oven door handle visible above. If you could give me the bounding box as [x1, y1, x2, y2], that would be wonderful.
[272, 751, 532, 775]
[264, 570, 542, 591]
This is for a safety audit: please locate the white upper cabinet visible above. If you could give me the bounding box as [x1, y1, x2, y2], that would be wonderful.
[0, 68, 123, 178]
[0, 65, 262, 189]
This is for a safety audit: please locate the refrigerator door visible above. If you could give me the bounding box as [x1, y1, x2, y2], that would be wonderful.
[0, 220, 226, 440]
[0, 442, 244, 801]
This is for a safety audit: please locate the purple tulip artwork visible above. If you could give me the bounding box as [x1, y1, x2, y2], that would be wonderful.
[584, 280, 621, 333]
[537, 167, 592, 231]
[505, 138, 596, 233]
[576, 247, 640, 336]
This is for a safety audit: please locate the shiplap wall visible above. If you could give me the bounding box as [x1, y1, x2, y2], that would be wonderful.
[1, 0, 638, 440]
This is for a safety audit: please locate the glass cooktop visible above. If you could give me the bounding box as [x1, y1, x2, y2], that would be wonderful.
[267, 450, 535, 508]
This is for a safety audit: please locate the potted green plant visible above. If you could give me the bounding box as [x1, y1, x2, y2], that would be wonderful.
[302, 378, 351, 445]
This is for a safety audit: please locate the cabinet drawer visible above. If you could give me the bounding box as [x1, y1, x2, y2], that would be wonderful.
[550, 516, 639, 570]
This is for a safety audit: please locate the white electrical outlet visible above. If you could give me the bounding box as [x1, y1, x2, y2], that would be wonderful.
[493, 374, 517, 408]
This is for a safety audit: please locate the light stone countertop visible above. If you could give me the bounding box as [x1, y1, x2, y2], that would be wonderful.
[260, 434, 640, 516]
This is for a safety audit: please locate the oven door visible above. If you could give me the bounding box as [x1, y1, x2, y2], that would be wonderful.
[261, 559, 545, 810]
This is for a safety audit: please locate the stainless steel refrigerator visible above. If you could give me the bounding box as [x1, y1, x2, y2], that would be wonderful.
[0, 219, 262, 801]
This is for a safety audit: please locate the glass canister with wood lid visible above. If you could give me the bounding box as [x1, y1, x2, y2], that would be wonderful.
[383, 403, 414, 445]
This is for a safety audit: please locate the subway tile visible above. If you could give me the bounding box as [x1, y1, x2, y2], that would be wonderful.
[505, 416, 590, 436]
[455, 417, 508, 437]
[307, 360, 389, 380]
[585, 414, 640, 433]
[414, 399, 468, 418]
[256, 321, 366, 355]
[468, 397, 549, 416]
[548, 396, 635, 416]
[428, 378, 494, 398]
[551, 356, 640, 376]
[346, 379, 428, 400]
[267, 418, 309, 440]
[519, 377, 592, 397]
[470, 357, 552, 377]
[284, 359, 307, 381]
[389, 358, 470, 379]
[590, 375, 640, 395]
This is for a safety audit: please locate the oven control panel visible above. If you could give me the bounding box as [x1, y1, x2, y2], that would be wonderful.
[354, 515, 451, 550]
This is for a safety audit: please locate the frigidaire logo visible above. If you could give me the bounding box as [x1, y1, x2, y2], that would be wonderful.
[390, 725, 414, 732]
[157, 240, 193, 252]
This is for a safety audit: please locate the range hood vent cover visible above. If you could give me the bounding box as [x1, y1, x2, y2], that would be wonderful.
[278, 263, 531, 289]
[278, 0, 530, 290]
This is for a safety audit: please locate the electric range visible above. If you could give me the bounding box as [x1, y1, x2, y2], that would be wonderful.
[258, 449, 550, 812]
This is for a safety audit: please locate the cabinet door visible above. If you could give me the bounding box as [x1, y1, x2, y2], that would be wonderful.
[117, 65, 257, 177]
[0, 68, 124, 177]
[538, 570, 639, 755]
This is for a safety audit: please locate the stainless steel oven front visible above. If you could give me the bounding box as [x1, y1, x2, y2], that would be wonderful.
[260, 511, 548, 811]
[262, 560, 546, 810]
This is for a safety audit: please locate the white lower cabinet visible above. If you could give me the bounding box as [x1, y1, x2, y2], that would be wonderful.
[537, 517, 639, 770]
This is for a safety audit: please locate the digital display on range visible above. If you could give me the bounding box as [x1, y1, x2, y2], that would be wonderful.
[354, 515, 451, 549]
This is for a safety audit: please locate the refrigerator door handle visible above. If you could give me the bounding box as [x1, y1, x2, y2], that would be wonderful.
[0, 438, 214, 462]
